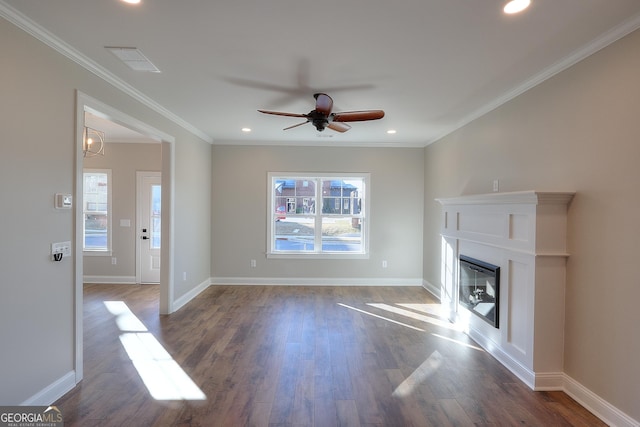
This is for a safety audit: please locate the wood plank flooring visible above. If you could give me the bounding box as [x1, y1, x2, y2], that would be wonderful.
[55, 284, 605, 426]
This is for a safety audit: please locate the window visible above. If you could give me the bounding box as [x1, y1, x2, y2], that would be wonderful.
[83, 169, 112, 253]
[268, 173, 369, 258]
[150, 184, 162, 249]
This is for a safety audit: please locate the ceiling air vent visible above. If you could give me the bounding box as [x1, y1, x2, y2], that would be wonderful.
[105, 47, 160, 73]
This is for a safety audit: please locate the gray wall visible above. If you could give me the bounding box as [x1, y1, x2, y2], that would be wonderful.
[0, 17, 211, 404]
[423, 29, 640, 420]
[83, 142, 161, 279]
[173, 134, 212, 298]
[211, 145, 424, 281]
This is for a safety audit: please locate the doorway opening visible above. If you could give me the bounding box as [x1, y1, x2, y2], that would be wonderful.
[75, 91, 175, 382]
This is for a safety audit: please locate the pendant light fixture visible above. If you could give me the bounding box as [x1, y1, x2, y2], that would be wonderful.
[83, 127, 105, 157]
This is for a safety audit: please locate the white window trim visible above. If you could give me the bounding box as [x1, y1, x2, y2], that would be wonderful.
[83, 168, 113, 256]
[267, 172, 370, 259]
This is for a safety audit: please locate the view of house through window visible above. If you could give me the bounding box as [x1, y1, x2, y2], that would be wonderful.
[268, 173, 369, 257]
[83, 169, 111, 252]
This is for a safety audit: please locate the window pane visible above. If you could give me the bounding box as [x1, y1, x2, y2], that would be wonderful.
[84, 175, 108, 210]
[321, 217, 362, 252]
[321, 178, 364, 215]
[274, 216, 315, 251]
[275, 179, 316, 215]
[85, 213, 107, 249]
[295, 179, 315, 196]
[286, 197, 297, 214]
[151, 184, 161, 249]
[84, 171, 109, 251]
[301, 197, 315, 214]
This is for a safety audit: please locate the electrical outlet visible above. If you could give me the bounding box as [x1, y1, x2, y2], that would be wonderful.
[111, 257, 117, 265]
[51, 241, 71, 262]
[51, 241, 72, 257]
[382, 260, 388, 268]
[182, 272, 187, 281]
[493, 179, 500, 192]
[250, 259, 257, 268]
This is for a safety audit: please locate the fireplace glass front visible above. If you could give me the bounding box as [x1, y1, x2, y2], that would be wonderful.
[459, 255, 500, 328]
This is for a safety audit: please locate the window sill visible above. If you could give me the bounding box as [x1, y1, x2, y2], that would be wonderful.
[266, 252, 369, 260]
[83, 250, 113, 257]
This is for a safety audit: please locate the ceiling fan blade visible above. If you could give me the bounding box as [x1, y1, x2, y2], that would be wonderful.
[332, 110, 385, 122]
[314, 93, 333, 116]
[258, 109, 308, 118]
[283, 120, 309, 131]
[327, 122, 351, 133]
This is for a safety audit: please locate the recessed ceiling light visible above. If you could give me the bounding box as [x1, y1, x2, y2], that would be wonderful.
[387, 129, 397, 134]
[120, 0, 141, 4]
[241, 128, 251, 132]
[504, 0, 530, 14]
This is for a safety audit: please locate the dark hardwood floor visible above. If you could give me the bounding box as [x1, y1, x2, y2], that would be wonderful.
[55, 284, 604, 426]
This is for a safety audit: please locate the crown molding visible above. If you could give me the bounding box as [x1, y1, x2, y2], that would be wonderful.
[428, 10, 640, 146]
[0, 1, 213, 144]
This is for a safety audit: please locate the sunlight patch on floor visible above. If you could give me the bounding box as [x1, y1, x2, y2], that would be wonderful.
[430, 333, 484, 351]
[337, 303, 425, 332]
[104, 300, 148, 332]
[395, 302, 447, 318]
[392, 351, 443, 398]
[366, 303, 463, 331]
[104, 301, 206, 401]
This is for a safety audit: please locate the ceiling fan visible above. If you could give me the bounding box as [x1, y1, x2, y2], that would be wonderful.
[258, 93, 384, 133]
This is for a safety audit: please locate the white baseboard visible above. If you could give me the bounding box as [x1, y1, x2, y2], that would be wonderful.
[466, 326, 537, 389]
[422, 279, 440, 299]
[172, 277, 212, 312]
[21, 371, 76, 406]
[83, 275, 136, 284]
[466, 326, 639, 426]
[442, 290, 638, 427]
[563, 374, 639, 427]
[210, 277, 423, 286]
[533, 372, 565, 391]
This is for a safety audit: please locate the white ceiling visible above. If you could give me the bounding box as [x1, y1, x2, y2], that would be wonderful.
[3, 0, 640, 147]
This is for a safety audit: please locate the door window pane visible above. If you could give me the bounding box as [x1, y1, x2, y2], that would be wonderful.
[151, 184, 161, 249]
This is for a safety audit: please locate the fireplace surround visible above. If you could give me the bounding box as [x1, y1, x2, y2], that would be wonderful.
[437, 190, 574, 390]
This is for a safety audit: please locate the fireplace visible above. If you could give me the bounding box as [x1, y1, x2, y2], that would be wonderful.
[438, 191, 574, 389]
[459, 255, 500, 328]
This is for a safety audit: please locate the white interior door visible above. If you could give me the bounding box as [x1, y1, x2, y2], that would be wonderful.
[138, 172, 161, 284]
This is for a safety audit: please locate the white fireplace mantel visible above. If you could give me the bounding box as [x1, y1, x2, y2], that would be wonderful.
[436, 190, 575, 206]
[437, 190, 575, 390]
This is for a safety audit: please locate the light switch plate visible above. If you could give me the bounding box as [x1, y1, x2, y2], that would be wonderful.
[55, 193, 72, 209]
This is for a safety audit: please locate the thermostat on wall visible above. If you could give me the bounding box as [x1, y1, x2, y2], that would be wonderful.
[55, 193, 72, 209]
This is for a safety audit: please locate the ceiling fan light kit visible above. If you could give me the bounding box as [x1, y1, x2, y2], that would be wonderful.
[259, 93, 384, 133]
